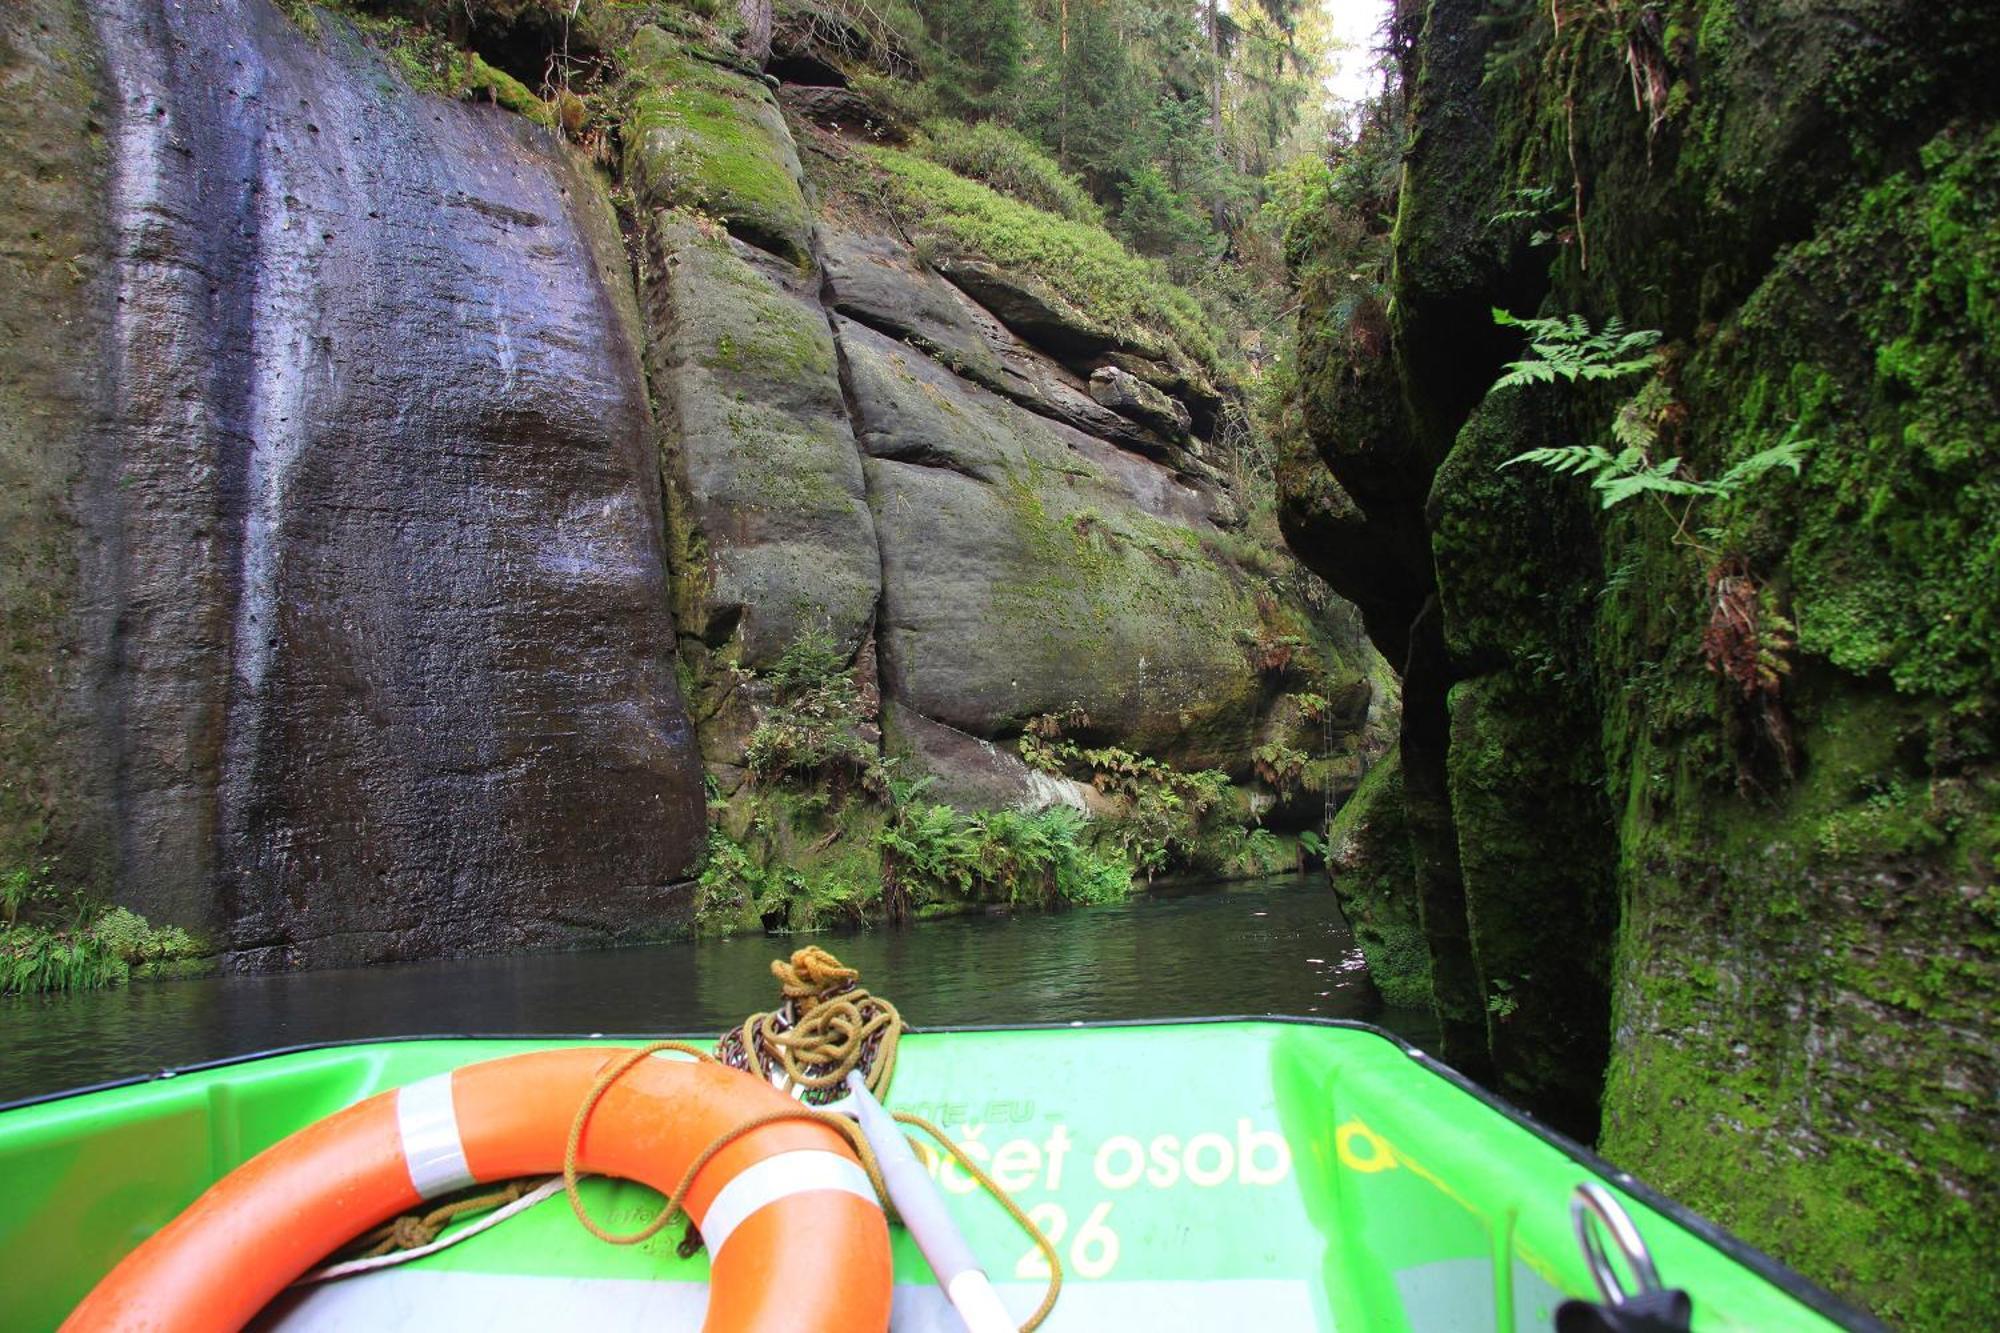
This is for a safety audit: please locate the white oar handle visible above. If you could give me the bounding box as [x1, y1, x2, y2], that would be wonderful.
[843, 1073, 1014, 1333]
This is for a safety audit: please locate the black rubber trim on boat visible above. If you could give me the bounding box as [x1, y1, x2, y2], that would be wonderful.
[0, 1016, 1887, 1333]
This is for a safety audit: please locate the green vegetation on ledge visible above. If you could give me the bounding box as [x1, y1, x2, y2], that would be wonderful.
[2, 865, 203, 995]
[857, 143, 1220, 374]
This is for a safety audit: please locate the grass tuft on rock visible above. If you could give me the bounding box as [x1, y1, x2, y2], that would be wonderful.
[857, 144, 1219, 375]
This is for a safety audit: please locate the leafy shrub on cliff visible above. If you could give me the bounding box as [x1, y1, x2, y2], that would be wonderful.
[0, 875, 201, 996]
[1019, 714, 1254, 880]
[694, 828, 882, 935]
[744, 628, 885, 797]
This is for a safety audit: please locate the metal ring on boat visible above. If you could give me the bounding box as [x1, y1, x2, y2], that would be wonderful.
[60, 1048, 894, 1333]
[1571, 1180, 1664, 1305]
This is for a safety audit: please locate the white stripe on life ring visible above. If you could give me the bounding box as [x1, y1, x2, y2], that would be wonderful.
[396, 1073, 477, 1200]
[698, 1149, 879, 1260]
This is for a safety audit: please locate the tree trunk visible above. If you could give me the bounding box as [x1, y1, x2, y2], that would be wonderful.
[1207, 0, 1224, 155]
[736, 0, 772, 68]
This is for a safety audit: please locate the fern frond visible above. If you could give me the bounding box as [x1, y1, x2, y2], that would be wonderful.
[1492, 308, 1662, 386]
[1495, 359, 1561, 388]
[1715, 435, 1812, 490]
[1501, 444, 1617, 476]
[1610, 405, 1654, 451]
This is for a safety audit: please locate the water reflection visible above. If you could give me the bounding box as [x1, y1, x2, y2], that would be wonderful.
[0, 875, 1432, 1105]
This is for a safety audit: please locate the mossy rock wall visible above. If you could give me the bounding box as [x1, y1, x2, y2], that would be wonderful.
[1325, 747, 1430, 1009]
[0, 0, 116, 895]
[1585, 120, 2000, 1327]
[1287, 0, 1999, 1322]
[623, 54, 1392, 817]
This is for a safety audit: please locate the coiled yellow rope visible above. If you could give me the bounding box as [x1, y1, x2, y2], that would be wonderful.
[562, 948, 1062, 1331]
[718, 946, 902, 1101]
[559, 1039, 890, 1245]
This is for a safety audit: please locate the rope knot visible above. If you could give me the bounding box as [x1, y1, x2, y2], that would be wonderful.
[771, 945, 860, 1018]
[386, 1214, 439, 1251]
[716, 948, 895, 1105]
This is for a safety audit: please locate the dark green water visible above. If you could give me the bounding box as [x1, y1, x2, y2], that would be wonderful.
[0, 875, 1433, 1105]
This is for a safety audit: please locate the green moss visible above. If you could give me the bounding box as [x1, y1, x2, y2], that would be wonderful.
[700, 789, 890, 936]
[852, 144, 1220, 376]
[623, 28, 812, 264]
[645, 214, 876, 668]
[462, 51, 558, 126]
[1602, 749, 1998, 1325]
[1755, 127, 2000, 699]
[1325, 748, 1431, 1009]
[913, 120, 1103, 226]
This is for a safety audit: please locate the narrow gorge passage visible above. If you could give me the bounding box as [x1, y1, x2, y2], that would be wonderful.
[1, 0, 1991, 1327]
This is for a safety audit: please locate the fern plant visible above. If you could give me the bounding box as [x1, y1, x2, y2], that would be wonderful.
[1492, 310, 1811, 550]
[1492, 308, 1661, 386]
[1502, 433, 1811, 510]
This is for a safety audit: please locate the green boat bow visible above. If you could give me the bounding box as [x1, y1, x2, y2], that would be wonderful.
[0, 1020, 1879, 1331]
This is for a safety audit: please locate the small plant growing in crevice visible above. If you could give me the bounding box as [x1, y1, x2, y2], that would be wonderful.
[1288, 690, 1331, 722]
[1252, 740, 1310, 795]
[1488, 184, 1572, 248]
[744, 627, 886, 798]
[1702, 558, 1800, 785]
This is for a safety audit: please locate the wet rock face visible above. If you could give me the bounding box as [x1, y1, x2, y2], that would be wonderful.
[86, 0, 705, 962]
[0, 0, 118, 896]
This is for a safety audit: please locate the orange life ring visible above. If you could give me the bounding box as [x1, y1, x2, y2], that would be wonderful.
[62, 1047, 894, 1332]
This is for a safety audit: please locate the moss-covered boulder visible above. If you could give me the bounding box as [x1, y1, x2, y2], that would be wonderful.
[625, 27, 814, 265]
[1326, 747, 1431, 1008]
[842, 316, 1279, 770]
[1287, 0, 1999, 1320]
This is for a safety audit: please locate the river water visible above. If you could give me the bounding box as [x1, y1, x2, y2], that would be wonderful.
[0, 875, 1433, 1106]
